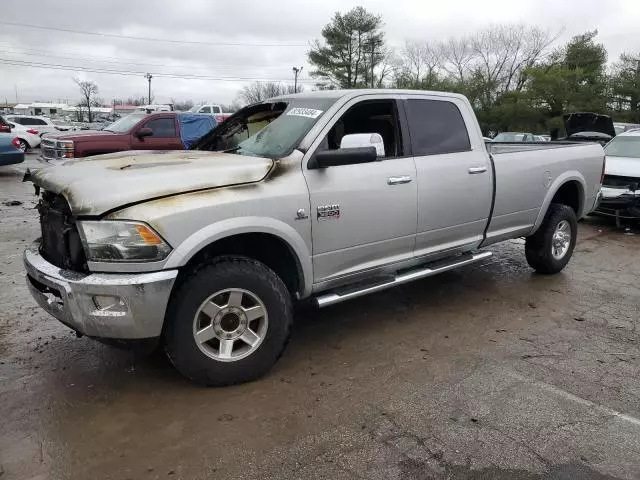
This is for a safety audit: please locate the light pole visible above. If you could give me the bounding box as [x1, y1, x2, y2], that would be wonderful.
[144, 73, 153, 105]
[292, 66, 303, 93]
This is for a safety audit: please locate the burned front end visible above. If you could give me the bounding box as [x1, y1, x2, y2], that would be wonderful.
[24, 188, 178, 341]
[37, 191, 88, 272]
[596, 175, 640, 221]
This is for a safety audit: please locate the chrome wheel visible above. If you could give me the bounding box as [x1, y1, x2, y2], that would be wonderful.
[551, 220, 571, 260]
[18, 139, 27, 152]
[192, 288, 268, 362]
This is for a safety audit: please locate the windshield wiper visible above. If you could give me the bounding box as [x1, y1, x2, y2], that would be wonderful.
[223, 146, 242, 153]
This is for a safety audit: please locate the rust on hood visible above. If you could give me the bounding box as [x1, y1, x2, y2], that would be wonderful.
[30, 150, 274, 216]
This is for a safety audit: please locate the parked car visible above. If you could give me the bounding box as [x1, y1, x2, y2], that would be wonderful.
[562, 112, 616, 145]
[24, 89, 604, 386]
[595, 129, 640, 220]
[492, 132, 536, 142]
[614, 122, 640, 135]
[5, 115, 68, 136]
[0, 133, 25, 166]
[39, 112, 216, 164]
[189, 104, 233, 123]
[136, 104, 174, 113]
[0, 115, 11, 134]
[5, 121, 42, 151]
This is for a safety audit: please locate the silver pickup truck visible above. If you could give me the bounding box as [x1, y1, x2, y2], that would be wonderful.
[24, 89, 605, 385]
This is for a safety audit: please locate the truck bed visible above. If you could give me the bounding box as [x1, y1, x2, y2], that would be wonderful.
[486, 141, 588, 155]
[483, 141, 604, 246]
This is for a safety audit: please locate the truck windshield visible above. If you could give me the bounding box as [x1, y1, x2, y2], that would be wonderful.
[234, 100, 336, 158]
[605, 136, 640, 158]
[104, 113, 147, 133]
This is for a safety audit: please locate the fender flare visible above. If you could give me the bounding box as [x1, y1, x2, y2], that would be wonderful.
[163, 216, 313, 298]
[530, 171, 586, 234]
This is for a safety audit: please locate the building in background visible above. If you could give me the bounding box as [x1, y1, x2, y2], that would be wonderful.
[0, 103, 17, 114]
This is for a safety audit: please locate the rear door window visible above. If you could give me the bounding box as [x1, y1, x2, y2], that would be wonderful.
[405, 99, 471, 156]
[144, 118, 177, 138]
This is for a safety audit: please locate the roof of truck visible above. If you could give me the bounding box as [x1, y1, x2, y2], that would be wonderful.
[271, 89, 468, 102]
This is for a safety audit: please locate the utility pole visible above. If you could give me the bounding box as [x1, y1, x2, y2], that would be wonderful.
[292, 66, 303, 93]
[144, 73, 153, 105]
[14, 84, 18, 103]
[370, 42, 375, 88]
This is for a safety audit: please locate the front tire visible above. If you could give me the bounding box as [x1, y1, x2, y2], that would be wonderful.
[525, 204, 577, 274]
[164, 256, 293, 386]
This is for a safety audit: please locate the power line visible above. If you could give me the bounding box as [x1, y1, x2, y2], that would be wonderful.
[0, 58, 317, 83]
[0, 47, 297, 71]
[0, 21, 308, 47]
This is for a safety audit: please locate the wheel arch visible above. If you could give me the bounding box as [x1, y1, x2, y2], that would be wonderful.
[164, 217, 313, 298]
[530, 173, 586, 235]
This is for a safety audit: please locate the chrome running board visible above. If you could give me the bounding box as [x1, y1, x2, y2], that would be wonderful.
[315, 251, 493, 308]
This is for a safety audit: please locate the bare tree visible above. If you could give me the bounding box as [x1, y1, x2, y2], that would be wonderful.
[440, 37, 474, 83]
[73, 77, 99, 123]
[238, 82, 301, 105]
[470, 24, 558, 98]
[396, 40, 442, 84]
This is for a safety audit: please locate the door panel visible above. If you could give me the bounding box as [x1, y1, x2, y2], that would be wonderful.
[414, 150, 492, 255]
[303, 97, 417, 284]
[305, 158, 417, 282]
[404, 98, 493, 257]
[131, 116, 183, 150]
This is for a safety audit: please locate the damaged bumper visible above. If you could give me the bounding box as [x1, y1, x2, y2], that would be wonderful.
[595, 187, 640, 218]
[24, 242, 178, 339]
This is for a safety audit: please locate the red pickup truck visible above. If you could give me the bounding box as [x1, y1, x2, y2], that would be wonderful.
[40, 112, 216, 163]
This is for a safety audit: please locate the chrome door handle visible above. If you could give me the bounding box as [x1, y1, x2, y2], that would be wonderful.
[468, 166, 488, 174]
[387, 176, 412, 185]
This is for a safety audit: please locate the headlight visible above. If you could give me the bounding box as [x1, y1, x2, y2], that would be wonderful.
[77, 221, 171, 262]
[56, 140, 74, 158]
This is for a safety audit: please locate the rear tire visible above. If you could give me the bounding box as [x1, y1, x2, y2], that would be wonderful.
[525, 204, 577, 274]
[164, 256, 293, 386]
[17, 139, 28, 152]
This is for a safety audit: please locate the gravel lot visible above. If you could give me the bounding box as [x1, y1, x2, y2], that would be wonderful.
[1, 157, 639, 479]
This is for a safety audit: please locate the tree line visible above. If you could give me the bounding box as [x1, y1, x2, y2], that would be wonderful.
[307, 7, 640, 135]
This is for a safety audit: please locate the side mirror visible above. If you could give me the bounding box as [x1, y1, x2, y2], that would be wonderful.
[308, 132, 385, 169]
[311, 146, 377, 169]
[135, 127, 153, 139]
[340, 133, 385, 157]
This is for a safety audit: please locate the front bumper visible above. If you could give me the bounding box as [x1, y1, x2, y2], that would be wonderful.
[595, 187, 640, 218]
[24, 242, 178, 339]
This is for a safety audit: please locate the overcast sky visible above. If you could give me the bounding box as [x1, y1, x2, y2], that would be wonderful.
[1, 0, 638, 106]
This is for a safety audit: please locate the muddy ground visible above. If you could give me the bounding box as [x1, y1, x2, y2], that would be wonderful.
[1, 158, 639, 480]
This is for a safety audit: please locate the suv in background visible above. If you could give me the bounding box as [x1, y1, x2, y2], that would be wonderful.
[5, 115, 70, 136]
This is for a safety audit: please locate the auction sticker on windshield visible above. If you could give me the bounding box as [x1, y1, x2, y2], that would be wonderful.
[286, 108, 324, 119]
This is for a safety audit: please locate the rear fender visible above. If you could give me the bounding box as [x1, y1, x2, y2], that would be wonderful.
[530, 171, 586, 235]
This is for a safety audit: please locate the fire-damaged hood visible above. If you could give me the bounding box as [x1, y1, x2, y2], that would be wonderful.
[28, 150, 274, 216]
[563, 112, 616, 138]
